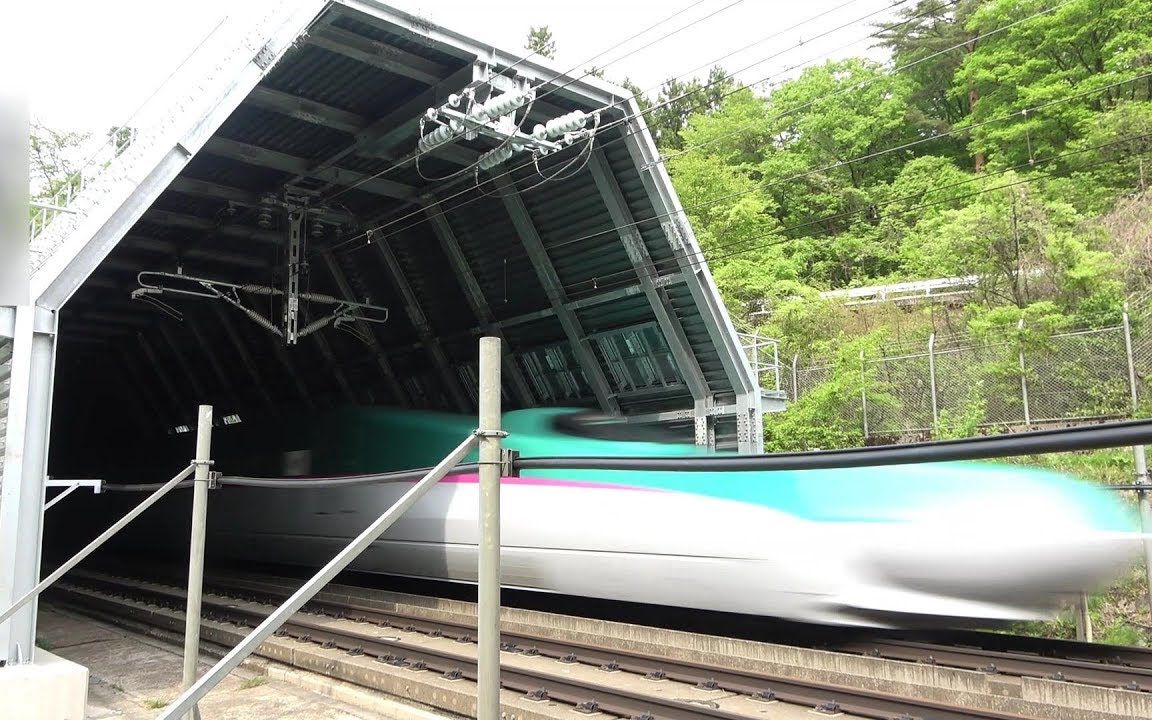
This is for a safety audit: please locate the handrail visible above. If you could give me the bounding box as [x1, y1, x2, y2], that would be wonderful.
[156, 432, 481, 720]
[0, 464, 193, 626]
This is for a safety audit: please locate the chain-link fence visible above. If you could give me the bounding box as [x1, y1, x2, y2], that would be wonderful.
[776, 297, 1152, 440]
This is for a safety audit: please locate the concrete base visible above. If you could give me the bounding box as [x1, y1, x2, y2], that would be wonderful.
[0, 648, 89, 720]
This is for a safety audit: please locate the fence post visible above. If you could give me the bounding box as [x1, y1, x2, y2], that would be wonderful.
[928, 333, 939, 427]
[181, 405, 213, 720]
[1075, 592, 1093, 642]
[791, 354, 799, 401]
[477, 337, 503, 720]
[1122, 306, 1152, 621]
[1018, 318, 1031, 427]
[772, 341, 781, 393]
[860, 350, 869, 439]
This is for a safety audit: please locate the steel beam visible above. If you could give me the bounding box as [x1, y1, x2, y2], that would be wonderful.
[318, 248, 409, 407]
[288, 65, 476, 193]
[246, 86, 367, 135]
[202, 137, 415, 200]
[371, 235, 470, 412]
[165, 177, 354, 225]
[307, 24, 448, 87]
[422, 203, 533, 406]
[588, 149, 709, 403]
[156, 321, 209, 404]
[212, 305, 276, 409]
[0, 307, 55, 664]
[142, 209, 283, 245]
[137, 331, 188, 422]
[617, 108, 763, 452]
[493, 175, 617, 413]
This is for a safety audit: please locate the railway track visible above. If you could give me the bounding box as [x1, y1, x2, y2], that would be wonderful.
[47, 572, 1073, 720]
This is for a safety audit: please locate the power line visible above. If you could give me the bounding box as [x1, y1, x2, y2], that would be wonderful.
[320, 0, 947, 256]
[321, 0, 1083, 267]
[659, 0, 1069, 163]
[534, 70, 1152, 258]
[554, 132, 1152, 297]
[324, 0, 732, 200]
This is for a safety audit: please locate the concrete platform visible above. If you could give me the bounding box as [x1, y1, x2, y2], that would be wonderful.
[29, 606, 458, 720]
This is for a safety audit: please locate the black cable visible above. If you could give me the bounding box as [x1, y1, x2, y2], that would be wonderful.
[514, 419, 1152, 472]
[101, 420, 1152, 490]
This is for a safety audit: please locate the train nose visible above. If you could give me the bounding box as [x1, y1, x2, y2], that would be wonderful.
[861, 485, 1142, 612]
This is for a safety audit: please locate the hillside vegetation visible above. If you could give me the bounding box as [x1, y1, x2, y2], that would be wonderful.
[619, 0, 1152, 644]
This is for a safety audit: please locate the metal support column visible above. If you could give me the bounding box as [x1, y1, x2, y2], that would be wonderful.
[1018, 318, 1031, 427]
[1075, 593, 1093, 642]
[423, 202, 534, 406]
[285, 209, 304, 344]
[477, 337, 502, 720]
[694, 399, 716, 450]
[492, 175, 618, 414]
[1123, 307, 1152, 619]
[371, 236, 470, 412]
[156, 433, 480, 720]
[0, 306, 55, 665]
[928, 333, 939, 427]
[181, 405, 213, 720]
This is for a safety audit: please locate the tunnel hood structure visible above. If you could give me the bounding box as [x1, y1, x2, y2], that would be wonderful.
[7, 0, 771, 465]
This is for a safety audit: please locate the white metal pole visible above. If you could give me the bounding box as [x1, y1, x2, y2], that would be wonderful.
[1122, 307, 1152, 618]
[1075, 592, 1093, 642]
[791, 354, 798, 401]
[477, 337, 502, 720]
[860, 350, 869, 439]
[181, 405, 213, 720]
[928, 333, 939, 427]
[1018, 318, 1031, 427]
[156, 433, 480, 720]
[0, 464, 194, 626]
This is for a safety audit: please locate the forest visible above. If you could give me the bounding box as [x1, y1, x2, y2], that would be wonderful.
[543, 0, 1152, 451]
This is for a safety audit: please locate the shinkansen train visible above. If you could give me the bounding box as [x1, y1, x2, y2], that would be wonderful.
[185, 406, 1141, 628]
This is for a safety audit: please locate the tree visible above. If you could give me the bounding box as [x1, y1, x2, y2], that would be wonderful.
[525, 25, 556, 60]
[646, 66, 738, 149]
[957, 0, 1152, 170]
[876, 0, 985, 168]
[29, 121, 89, 200]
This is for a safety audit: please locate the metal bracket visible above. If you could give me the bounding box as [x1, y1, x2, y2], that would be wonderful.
[252, 41, 276, 70]
[500, 448, 520, 477]
[207, 471, 222, 490]
[473, 429, 509, 439]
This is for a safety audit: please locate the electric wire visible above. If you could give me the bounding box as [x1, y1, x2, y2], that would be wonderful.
[532, 70, 1152, 259]
[331, 46, 1145, 278]
[552, 132, 1152, 297]
[318, 0, 961, 256]
[659, 0, 1070, 162]
[324, 0, 726, 201]
[101, 418, 1152, 490]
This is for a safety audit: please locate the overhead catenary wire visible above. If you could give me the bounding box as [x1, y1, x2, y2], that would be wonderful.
[324, 0, 734, 201]
[331, 61, 1150, 292]
[552, 132, 1152, 296]
[316, 0, 961, 259]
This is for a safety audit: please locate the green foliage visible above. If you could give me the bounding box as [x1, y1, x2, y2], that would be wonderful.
[933, 391, 987, 439]
[524, 26, 556, 59]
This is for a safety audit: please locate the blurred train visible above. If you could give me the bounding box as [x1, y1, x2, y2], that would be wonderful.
[193, 406, 1141, 628]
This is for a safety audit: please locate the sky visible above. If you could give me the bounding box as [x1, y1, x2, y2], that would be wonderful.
[26, 0, 903, 134]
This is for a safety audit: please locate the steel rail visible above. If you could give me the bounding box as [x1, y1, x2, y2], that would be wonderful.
[64, 570, 1152, 693]
[49, 581, 1030, 720]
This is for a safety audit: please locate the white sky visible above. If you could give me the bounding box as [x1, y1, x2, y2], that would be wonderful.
[28, 0, 902, 134]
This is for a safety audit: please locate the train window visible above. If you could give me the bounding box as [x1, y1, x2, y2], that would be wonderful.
[551, 411, 693, 444]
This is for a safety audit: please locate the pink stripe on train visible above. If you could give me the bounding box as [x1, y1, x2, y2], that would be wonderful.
[440, 473, 652, 491]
